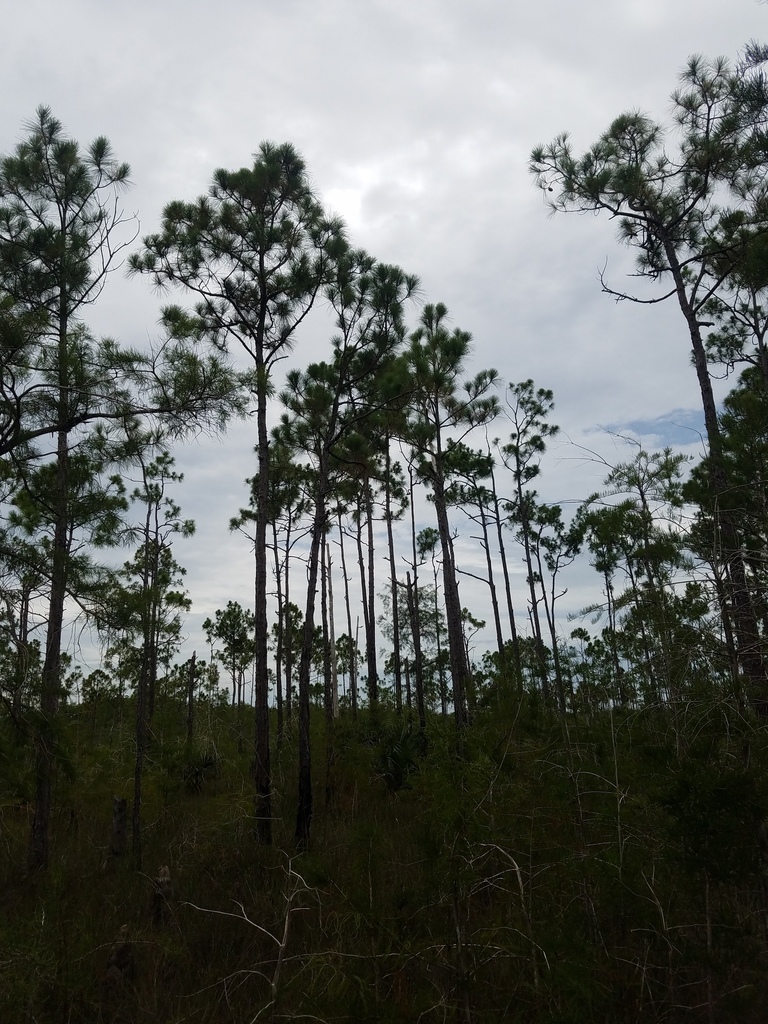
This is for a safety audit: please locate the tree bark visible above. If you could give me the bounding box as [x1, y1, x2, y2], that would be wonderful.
[384, 442, 404, 714]
[254, 348, 272, 844]
[28, 296, 70, 873]
[489, 463, 523, 689]
[337, 508, 358, 716]
[431, 460, 470, 730]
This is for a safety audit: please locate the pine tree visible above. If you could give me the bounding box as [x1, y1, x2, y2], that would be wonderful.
[130, 142, 346, 843]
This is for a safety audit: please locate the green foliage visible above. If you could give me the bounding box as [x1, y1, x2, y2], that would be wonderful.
[2, 699, 768, 1021]
[181, 746, 223, 795]
[376, 725, 423, 790]
[203, 600, 255, 705]
[662, 757, 767, 882]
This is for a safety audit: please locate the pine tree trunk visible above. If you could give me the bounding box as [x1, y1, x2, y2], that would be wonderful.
[355, 493, 377, 710]
[272, 522, 284, 745]
[490, 463, 523, 688]
[365, 484, 378, 710]
[296, 457, 332, 847]
[517, 486, 551, 704]
[406, 573, 427, 733]
[327, 543, 339, 719]
[28, 382, 70, 872]
[254, 357, 272, 844]
[284, 523, 293, 723]
[431, 465, 470, 729]
[132, 648, 149, 871]
[475, 494, 505, 660]
[337, 508, 358, 716]
[187, 650, 196, 742]
[384, 443, 403, 715]
[408, 468, 427, 733]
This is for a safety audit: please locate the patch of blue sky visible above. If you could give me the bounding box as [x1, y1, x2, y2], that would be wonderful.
[601, 408, 709, 448]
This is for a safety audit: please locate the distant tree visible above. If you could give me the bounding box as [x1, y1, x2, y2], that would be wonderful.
[525, 499, 581, 714]
[103, 442, 193, 869]
[531, 52, 768, 710]
[0, 557, 43, 721]
[575, 446, 711, 709]
[203, 602, 255, 710]
[334, 632, 363, 703]
[278, 252, 417, 846]
[498, 380, 559, 704]
[405, 303, 499, 730]
[444, 444, 506, 664]
[0, 108, 241, 872]
[687, 370, 768, 702]
[232, 430, 311, 739]
[415, 528, 450, 716]
[131, 141, 347, 843]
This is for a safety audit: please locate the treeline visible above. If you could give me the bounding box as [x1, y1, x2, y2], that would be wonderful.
[2, 47, 768, 879]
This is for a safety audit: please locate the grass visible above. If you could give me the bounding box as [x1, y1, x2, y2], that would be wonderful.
[1, 695, 768, 1022]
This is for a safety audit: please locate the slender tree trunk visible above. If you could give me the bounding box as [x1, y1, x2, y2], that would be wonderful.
[490, 463, 523, 688]
[408, 467, 427, 733]
[186, 650, 196, 742]
[337, 507, 358, 716]
[365, 483, 378, 710]
[406, 573, 427, 733]
[431, 465, 470, 729]
[355, 493, 377, 710]
[29, 299, 70, 872]
[321, 535, 333, 725]
[474, 495, 505, 660]
[711, 567, 741, 707]
[321, 535, 336, 807]
[12, 584, 31, 719]
[132, 648, 149, 870]
[28, 425, 69, 872]
[384, 443, 403, 714]
[295, 484, 327, 848]
[327, 542, 339, 719]
[535, 542, 567, 716]
[296, 451, 335, 847]
[604, 574, 627, 706]
[147, 538, 161, 724]
[284, 525, 293, 724]
[624, 558, 660, 704]
[254, 357, 272, 844]
[272, 521, 284, 746]
[516, 488, 550, 704]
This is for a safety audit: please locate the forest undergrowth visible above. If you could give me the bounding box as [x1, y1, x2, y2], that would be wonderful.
[2, 691, 768, 1024]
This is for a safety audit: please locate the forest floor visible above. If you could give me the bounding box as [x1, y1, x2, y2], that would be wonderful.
[2, 693, 767, 1023]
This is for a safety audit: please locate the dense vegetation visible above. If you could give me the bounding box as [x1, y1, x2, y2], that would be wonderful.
[2, 47, 768, 1022]
[3, 698, 768, 1022]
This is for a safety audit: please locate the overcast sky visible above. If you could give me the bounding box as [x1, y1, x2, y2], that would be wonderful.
[3, 0, 765, 674]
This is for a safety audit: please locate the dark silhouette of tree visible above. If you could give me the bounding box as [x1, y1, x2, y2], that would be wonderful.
[531, 52, 768, 711]
[278, 251, 417, 847]
[498, 380, 559, 704]
[0, 109, 241, 870]
[130, 141, 346, 842]
[112, 443, 192, 869]
[405, 305, 499, 729]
